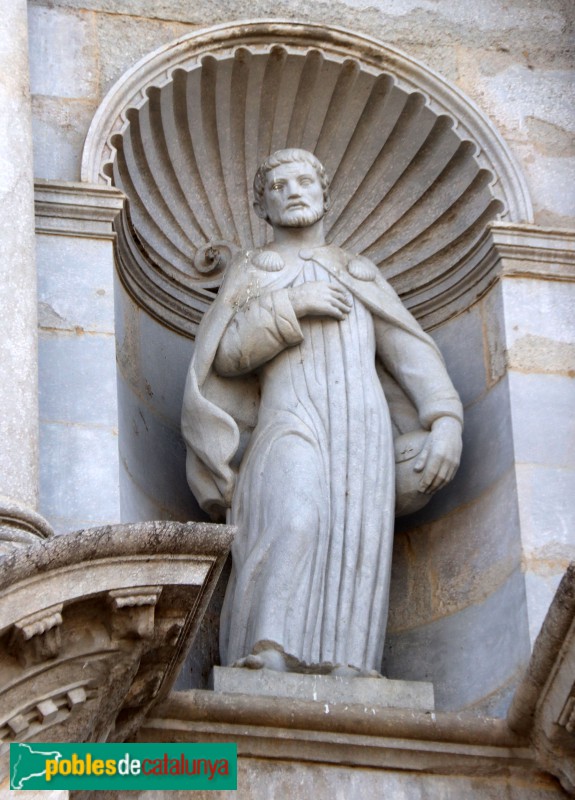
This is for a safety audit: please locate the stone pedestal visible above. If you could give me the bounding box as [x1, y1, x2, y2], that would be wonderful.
[211, 666, 434, 711]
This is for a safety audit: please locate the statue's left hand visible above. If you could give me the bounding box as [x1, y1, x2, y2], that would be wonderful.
[413, 417, 462, 495]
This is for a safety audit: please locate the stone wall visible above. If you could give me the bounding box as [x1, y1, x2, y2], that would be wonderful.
[387, 223, 575, 714]
[28, 0, 574, 226]
[28, 0, 574, 528]
[392, 220, 575, 707]
[114, 278, 203, 523]
[35, 183, 123, 532]
[112, 762, 564, 800]
[26, 0, 575, 718]
[388, 280, 528, 714]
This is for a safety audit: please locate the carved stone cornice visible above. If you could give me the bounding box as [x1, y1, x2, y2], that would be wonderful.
[8, 604, 63, 667]
[107, 586, 163, 640]
[81, 20, 534, 338]
[143, 690, 535, 778]
[34, 180, 125, 240]
[415, 223, 575, 328]
[0, 520, 234, 766]
[491, 223, 575, 279]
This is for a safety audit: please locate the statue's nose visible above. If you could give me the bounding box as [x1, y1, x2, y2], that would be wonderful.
[287, 180, 301, 197]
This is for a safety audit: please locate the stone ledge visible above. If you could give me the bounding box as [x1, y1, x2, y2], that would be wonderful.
[145, 688, 524, 745]
[140, 689, 535, 778]
[211, 666, 434, 710]
[34, 180, 125, 239]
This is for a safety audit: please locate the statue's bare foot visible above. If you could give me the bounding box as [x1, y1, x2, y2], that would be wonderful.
[232, 647, 289, 672]
[231, 654, 265, 669]
[358, 668, 383, 679]
[330, 664, 361, 677]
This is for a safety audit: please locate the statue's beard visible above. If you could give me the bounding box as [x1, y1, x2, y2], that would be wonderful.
[274, 205, 325, 228]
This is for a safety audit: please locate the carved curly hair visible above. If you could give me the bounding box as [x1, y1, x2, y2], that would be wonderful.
[253, 149, 330, 219]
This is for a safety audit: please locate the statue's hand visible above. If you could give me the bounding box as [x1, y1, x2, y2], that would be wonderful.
[413, 417, 462, 495]
[288, 282, 352, 320]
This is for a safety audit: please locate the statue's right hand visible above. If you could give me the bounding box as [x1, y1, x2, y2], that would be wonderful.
[288, 282, 352, 320]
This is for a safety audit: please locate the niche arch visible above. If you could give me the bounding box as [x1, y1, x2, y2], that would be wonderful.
[83, 20, 532, 336]
[83, 21, 534, 709]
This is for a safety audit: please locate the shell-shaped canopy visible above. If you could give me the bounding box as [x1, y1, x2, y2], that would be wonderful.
[86, 23, 532, 334]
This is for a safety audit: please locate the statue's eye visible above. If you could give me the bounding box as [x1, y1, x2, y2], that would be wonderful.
[299, 177, 313, 186]
[270, 182, 283, 191]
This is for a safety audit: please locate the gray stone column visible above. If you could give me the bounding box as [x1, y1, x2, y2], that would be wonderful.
[0, 0, 51, 551]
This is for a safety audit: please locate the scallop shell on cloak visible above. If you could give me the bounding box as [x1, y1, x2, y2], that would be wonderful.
[347, 256, 378, 281]
[252, 250, 285, 272]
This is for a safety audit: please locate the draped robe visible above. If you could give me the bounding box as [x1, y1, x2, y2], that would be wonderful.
[181, 245, 462, 671]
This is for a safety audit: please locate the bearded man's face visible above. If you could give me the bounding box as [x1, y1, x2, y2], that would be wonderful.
[261, 161, 326, 228]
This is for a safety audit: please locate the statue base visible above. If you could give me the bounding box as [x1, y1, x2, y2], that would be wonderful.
[210, 666, 434, 711]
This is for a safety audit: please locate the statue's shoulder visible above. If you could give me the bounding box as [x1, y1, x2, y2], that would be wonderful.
[323, 245, 379, 283]
[218, 248, 260, 290]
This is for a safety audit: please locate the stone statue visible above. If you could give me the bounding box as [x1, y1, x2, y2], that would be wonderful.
[182, 149, 463, 676]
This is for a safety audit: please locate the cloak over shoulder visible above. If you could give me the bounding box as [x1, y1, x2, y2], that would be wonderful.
[181, 245, 462, 519]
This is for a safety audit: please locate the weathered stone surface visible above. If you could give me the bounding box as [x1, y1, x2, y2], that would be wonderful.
[34, 181, 124, 238]
[118, 376, 197, 520]
[31, 96, 98, 181]
[29, 0, 573, 52]
[390, 468, 521, 632]
[523, 571, 565, 651]
[482, 279, 507, 386]
[518, 463, 575, 566]
[483, 263, 575, 650]
[39, 334, 118, 427]
[517, 464, 575, 573]
[516, 462, 575, 646]
[118, 462, 192, 525]
[28, 5, 98, 99]
[114, 287, 204, 525]
[0, 521, 234, 768]
[95, 12, 194, 97]
[34, 184, 123, 533]
[502, 278, 575, 366]
[212, 666, 435, 710]
[0, 20, 35, 439]
[431, 306, 487, 408]
[115, 761, 564, 800]
[508, 563, 575, 795]
[0, 0, 53, 551]
[137, 689, 564, 798]
[384, 568, 531, 714]
[509, 373, 575, 468]
[456, 56, 575, 227]
[39, 421, 120, 532]
[406, 374, 514, 525]
[27, 0, 573, 228]
[137, 311, 195, 423]
[36, 235, 116, 334]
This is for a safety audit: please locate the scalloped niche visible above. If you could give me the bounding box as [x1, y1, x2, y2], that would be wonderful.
[83, 21, 532, 336]
[82, 23, 536, 706]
